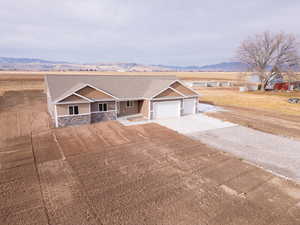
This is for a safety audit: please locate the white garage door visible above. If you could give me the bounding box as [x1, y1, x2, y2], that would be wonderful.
[153, 100, 181, 119]
[183, 98, 196, 115]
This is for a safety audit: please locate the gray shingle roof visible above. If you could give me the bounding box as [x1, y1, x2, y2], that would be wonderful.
[45, 74, 178, 102]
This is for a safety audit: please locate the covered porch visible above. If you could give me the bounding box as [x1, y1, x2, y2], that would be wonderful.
[117, 99, 149, 118]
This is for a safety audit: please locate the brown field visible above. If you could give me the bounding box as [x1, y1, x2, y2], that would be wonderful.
[1, 70, 300, 80]
[0, 75, 300, 224]
[0, 74, 44, 96]
[200, 88, 300, 116]
[0, 70, 245, 81]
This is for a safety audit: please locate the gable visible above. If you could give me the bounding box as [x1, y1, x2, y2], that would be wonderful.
[154, 88, 183, 98]
[59, 94, 89, 103]
[170, 81, 198, 96]
[75, 86, 114, 100]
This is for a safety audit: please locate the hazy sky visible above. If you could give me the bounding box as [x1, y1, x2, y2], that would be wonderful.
[1, 0, 300, 65]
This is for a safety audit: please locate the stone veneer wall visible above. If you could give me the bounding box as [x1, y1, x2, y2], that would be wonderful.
[57, 111, 117, 127]
[57, 114, 91, 127]
[91, 111, 117, 123]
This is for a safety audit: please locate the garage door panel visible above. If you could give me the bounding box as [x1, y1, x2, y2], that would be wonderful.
[153, 100, 180, 119]
[183, 98, 196, 115]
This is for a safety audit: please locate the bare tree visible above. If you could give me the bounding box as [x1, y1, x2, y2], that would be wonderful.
[237, 31, 300, 90]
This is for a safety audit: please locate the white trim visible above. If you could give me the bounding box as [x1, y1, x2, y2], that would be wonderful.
[68, 105, 80, 116]
[115, 101, 118, 115]
[118, 97, 147, 101]
[91, 110, 116, 114]
[126, 100, 134, 108]
[57, 110, 117, 117]
[169, 87, 186, 97]
[84, 84, 118, 99]
[148, 100, 151, 120]
[152, 87, 184, 99]
[152, 96, 186, 101]
[182, 95, 200, 99]
[151, 86, 175, 99]
[56, 93, 90, 104]
[56, 101, 90, 105]
[57, 112, 91, 118]
[151, 80, 200, 99]
[54, 105, 58, 128]
[149, 79, 179, 99]
[91, 99, 116, 102]
[169, 80, 200, 96]
[98, 102, 108, 112]
[73, 93, 94, 102]
[54, 83, 118, 103]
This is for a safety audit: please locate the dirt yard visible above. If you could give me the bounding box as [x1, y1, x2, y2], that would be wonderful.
[0, 80, 300, 224]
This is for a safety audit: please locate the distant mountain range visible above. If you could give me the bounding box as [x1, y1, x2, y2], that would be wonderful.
[0, 57, 248, 72]
[0, 57, 68, 64]
[157, 62, 248, 72]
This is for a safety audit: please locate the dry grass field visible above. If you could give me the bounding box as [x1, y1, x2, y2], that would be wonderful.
[198, 87, 300, 140]
[0, 73, 44, 96]
[0, 70, 245, 82]
[1, 70, 300, 80]
[200, 88, 300, 116]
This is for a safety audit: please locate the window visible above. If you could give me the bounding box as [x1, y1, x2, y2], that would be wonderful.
[126, 101, 134, 108]
[69, 105, 79, 115]
[99, 103, 108, 112]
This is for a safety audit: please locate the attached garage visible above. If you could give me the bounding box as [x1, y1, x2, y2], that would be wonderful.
[153, 100, 181, 119]
[183, 98, 196, 115]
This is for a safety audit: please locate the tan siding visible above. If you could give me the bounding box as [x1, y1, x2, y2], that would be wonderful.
[57, 103, 90, 116]
[76, 86, 114, 100]
[91, 101, 116, 112]
[118, 101, 140, 116]
[154, 88, 182, 98]
[139, 100, 149, 118]
[59, 94, 88, 103]
[170, 82, 198, 96]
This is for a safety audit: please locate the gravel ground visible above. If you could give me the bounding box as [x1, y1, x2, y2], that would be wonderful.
[189, 126, 300, 182]
[206, 106, 300, 141]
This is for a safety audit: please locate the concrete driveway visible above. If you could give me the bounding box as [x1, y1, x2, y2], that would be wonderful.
[154, 114, 237, 134]
[155, 114, 300, 182]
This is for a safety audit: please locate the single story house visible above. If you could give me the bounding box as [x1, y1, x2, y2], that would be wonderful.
[45, 75, 200, 127]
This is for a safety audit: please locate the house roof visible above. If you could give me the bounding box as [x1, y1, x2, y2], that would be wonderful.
[45, 74, 182, 102]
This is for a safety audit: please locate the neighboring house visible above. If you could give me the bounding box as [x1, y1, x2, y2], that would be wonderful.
[273, 81, 300, 91]
[247, 74, 261, 83]
[45, 75, 200, 127]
